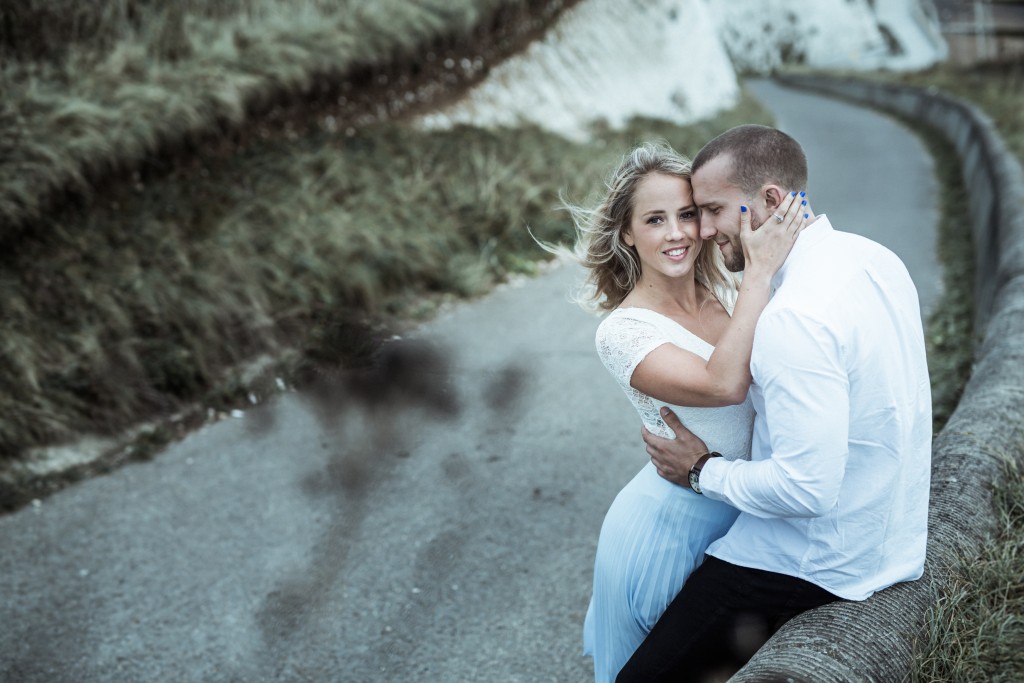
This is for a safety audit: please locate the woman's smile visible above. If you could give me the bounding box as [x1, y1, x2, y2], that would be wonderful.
[662, 245, 692, 262]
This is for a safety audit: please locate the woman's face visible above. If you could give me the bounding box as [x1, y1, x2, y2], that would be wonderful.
[623, 173, 701, 282]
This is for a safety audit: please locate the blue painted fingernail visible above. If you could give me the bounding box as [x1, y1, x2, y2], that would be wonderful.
[740, 205, 748, 213]
[791, 191, 797, 197]
[804, 213, 809, 219]
[802, 200, 807, 206]
[800, 191, 806, 197]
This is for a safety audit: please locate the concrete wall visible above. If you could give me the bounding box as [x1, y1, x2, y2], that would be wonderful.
[729, 75, 1024, 682]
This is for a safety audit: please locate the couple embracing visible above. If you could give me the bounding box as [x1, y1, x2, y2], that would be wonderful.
[573, 125, 932, 682]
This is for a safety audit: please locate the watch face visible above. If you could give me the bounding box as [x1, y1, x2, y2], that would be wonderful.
[688, 469, 701, 493]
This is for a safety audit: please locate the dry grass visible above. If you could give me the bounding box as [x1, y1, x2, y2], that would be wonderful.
[903, 61, 1024, 160]
[909, 459, 1024, 682]
[0, 0, 571, 237]
[918, 126, 975, 433]
[835, 59, 1024, 159]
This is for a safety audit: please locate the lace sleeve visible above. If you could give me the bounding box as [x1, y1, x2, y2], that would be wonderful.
[595, 313, 669, 389]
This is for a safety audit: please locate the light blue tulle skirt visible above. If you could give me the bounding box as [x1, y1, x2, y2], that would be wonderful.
[583, 461, 739, 683]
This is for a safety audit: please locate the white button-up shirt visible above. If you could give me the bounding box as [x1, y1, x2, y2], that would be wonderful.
[701, 216, 932, 600]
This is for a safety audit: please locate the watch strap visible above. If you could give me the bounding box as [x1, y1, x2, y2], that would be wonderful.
[688, 451, 722, 494]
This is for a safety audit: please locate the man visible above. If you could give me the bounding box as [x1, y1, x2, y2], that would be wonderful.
[616, 125, 932, 682]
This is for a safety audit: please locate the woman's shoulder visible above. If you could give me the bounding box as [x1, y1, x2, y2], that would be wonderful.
[594, 307, 671, 373]
[596, 307, 669, 342]
[599, 305, 671, 325]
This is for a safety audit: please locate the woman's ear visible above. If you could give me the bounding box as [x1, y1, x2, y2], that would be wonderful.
[622, 229, 635, 247]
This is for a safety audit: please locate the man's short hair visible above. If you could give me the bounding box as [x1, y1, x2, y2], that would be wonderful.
[692, 124, 808, 196]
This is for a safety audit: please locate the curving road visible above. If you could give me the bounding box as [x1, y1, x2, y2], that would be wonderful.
[0, 80, 940, 682]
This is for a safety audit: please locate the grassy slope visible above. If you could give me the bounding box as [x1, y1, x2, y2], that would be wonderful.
[0, 0, 573, 483]
[920, 128, 975, 434]
[0, 0, 570, 237]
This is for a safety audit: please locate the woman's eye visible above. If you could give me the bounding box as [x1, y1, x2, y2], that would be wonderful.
[681, 211, 697, 221]
[647, 216, 663, 225]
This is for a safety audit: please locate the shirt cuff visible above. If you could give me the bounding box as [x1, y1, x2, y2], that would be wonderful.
[698, 456, 729, 500]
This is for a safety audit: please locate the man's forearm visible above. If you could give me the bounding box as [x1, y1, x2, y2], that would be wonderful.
[700, 454, 844, 518]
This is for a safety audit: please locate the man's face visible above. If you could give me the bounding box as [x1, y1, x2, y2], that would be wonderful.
[691, 154, 763, 272]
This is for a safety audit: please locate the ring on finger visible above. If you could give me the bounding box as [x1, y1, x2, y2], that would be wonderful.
[773, 212, 784, 223]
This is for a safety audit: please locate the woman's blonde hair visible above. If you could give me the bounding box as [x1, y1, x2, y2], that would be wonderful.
[563, 140, 735, 311]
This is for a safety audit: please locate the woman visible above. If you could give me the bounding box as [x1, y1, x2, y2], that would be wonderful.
[570, 141, 805, 681]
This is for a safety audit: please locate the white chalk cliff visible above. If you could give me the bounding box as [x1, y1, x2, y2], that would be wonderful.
[419, 0, 947, 139]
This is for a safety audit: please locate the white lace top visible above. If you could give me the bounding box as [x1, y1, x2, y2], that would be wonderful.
[595, 305, 754, 460]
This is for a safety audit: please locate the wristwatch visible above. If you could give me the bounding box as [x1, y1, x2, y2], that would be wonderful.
[688, 452, 722, 494]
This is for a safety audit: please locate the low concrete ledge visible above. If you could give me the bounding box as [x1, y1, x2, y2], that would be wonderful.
[729, 75, 1024, 682]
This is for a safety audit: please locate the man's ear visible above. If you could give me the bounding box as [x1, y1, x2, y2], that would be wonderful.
[622, 229, 635, 247]
[763, 186, 785, 211]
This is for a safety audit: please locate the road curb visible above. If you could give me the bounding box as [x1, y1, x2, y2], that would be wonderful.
[730, 74, 1024, 682]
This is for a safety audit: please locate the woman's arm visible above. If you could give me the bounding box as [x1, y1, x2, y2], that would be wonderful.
[630, 192, 807, 407]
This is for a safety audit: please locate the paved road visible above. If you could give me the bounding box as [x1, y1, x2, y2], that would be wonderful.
[0, 81, 940, 683]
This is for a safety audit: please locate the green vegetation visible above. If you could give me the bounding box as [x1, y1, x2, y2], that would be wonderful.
[910, 459, 1024, 682]
[0, 0, 571, 236]
[918, 127, 976, 433]
[0, 0, 569, 504]
[894, 61, 1024, 160]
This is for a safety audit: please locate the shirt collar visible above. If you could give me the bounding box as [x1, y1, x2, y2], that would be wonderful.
[771, 214, 834, 291]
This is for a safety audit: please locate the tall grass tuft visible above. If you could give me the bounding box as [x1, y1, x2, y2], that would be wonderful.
[910, 458, 1024, 682]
